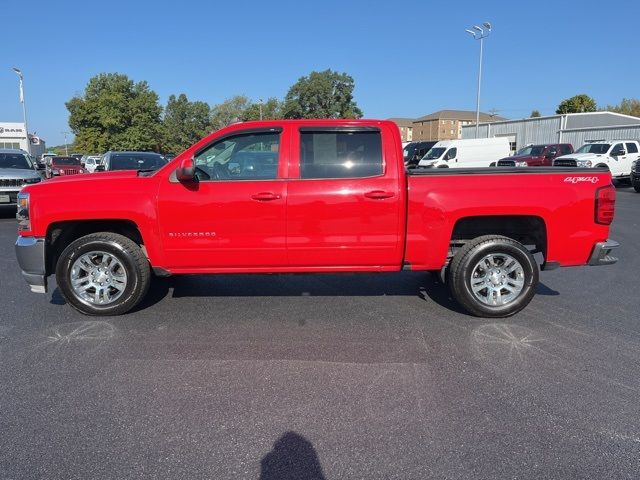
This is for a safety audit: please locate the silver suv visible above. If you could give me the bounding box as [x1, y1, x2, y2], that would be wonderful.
[0, 149, 42, 206]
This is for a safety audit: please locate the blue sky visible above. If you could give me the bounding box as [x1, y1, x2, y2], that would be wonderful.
[1, 0, 638, 146]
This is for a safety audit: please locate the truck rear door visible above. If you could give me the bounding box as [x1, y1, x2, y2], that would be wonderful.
[286, 125, 404, 268]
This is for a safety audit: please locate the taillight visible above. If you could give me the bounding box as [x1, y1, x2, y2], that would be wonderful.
[595, 185, 616, 225]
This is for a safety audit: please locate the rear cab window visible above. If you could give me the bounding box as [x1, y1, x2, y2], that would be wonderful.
[299, 129, 383, 179]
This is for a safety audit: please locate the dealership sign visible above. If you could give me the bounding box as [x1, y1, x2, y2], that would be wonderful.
[0, 126, 25, 137]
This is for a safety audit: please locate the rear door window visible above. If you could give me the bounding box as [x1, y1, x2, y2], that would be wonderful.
[625, 142, 638, 154]
[299, 130, 383, 179]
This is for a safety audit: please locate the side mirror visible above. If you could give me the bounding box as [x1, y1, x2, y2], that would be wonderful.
[176, 157, 196, 181]
[615, 150, 626, 156]
[95, 165, 106, 172]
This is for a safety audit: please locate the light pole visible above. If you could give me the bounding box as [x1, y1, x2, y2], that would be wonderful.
[61, 131, 70, 156]
[465, 22, 492, 138]
[12, 67, 31, 155]
[258, 98, 263, 120]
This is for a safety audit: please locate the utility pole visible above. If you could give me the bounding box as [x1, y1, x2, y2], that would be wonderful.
[12, 68, 31, 155]
[61, 131, 70, 156]
[465, 22, 492, 138]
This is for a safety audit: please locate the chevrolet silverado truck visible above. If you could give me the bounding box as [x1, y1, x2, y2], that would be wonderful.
[15, 120, 619, 318]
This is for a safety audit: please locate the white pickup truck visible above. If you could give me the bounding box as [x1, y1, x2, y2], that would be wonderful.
[553, 140, 640, 179]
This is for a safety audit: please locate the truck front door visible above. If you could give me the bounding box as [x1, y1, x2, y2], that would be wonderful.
[286, 126, 404, 268]
[609, 143, 627, 176]
[157, 128, 288, 269]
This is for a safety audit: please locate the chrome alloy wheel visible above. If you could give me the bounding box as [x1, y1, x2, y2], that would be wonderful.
[469, 253, 525, 306]
[69, 251, 128, 305]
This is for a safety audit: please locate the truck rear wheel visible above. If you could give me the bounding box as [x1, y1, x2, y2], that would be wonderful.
[447, 235, 539, 318]
[634, 182, 640, 193]
[55, 232, 150, 316]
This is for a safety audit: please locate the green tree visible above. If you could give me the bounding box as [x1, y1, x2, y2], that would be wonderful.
[556, 94, 597, 114]
[243, 97, 283, 121]
[162, 94, 211, 154]
[66, 73, 163, 152]
[603, 98, 640, 117]
[282, 69, 363, 119]
[209, 95, 252, 131]
[530, 110, 541, 118]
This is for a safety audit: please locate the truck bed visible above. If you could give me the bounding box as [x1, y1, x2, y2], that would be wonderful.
[404, 167, 613, 270]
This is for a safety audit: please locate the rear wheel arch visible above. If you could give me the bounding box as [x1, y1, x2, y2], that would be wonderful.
[449, 215, 548, 263]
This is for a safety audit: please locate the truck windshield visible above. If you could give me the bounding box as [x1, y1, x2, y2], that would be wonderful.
[516, 146, 545, 156]
[110, 153, 166, 171]
[423, 147, 446, 160]
[0, 153, 32, 169]
[53, 158, 81, 165]
[576, 144, 610, 154]
[403, 144, 417, 160]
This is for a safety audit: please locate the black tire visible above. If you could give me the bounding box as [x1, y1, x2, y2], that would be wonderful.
[447, 235, 539, 318]
[633, 182, 640, 193]
[55, 232, 150, 316]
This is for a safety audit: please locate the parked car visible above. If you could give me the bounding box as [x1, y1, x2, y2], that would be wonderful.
[0, 149, 41, 206]
[38, 152, 57, 169]
[15, 120, 618, 319]
[553, 140, 640, 180]
[95, 151, 167, 172]
[45, 156, 86, 179]
[631, 159, 640, 192]
[418, 137, 511, 168]
[82, 155, 103, 173]
[403, 141, 437, 166]
[70, 153, 84, 161]
[496, 144, 573, 167]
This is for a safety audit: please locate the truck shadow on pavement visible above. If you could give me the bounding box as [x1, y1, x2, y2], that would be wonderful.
[51, 271, 560, 315]
[120, 272, 558, 315]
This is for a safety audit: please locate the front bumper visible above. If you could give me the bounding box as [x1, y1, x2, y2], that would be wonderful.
[588, 239, 619, 266]
[15, 236, 48, 293]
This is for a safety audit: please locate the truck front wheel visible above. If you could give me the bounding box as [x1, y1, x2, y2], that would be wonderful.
[447, 235, 539, 318]
[634, 182, 640, 193]
[55, 232, 150, 316]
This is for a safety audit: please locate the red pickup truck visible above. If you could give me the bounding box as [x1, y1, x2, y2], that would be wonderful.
[15, 120, 618, 318]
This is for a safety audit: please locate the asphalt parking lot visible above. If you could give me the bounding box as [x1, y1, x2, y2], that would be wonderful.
[0, 187, 638, 480]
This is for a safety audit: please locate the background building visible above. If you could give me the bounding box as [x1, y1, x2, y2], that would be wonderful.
[412, 110, 505, 141]
[387, 118, 414, 142]
[462, 112, 640, 152]
[0, 122, 46, 157]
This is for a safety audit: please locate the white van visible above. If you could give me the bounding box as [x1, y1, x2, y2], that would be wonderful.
[418, 138, 510, 168]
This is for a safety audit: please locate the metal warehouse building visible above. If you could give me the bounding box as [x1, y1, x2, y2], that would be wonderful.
[461, 112, 640, 152]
